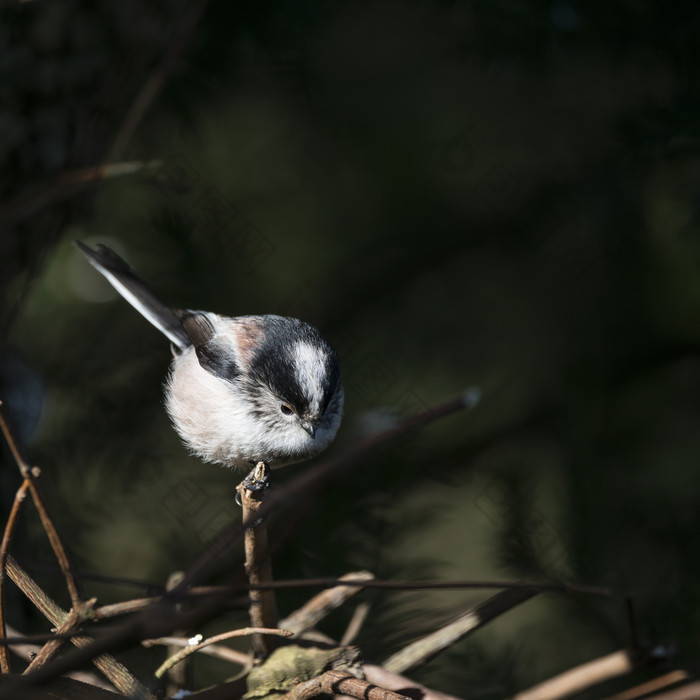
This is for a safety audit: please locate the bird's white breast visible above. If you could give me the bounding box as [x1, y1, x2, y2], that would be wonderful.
[164, 348, 340, 469]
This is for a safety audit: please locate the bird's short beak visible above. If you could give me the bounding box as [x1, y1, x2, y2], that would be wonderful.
[301, 421, 316, 439]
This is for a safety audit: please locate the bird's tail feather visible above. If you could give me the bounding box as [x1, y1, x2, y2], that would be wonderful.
[74, 241, 191, 351]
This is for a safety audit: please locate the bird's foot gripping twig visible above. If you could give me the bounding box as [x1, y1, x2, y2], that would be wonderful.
[236, 462, 271, 505]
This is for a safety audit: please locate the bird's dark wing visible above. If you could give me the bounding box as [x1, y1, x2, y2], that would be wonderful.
[176, 310, 240, 381]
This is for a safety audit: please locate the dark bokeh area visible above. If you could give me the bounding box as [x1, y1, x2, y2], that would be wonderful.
[2, 1, 700, 697]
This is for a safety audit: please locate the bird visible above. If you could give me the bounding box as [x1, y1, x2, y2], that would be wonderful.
[75, 242, 343, 484]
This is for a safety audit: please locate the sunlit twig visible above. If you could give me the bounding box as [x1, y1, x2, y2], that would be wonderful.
[602, 670, 690, 700]
[512, 650, 634, 700]
[154, 627, 291, 679]
[142, 635, 251, 667]
[383, 588, 537, 674]
[280, 571, 374, 638]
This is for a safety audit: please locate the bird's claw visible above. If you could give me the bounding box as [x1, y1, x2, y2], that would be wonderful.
[236, 462, 271, 505]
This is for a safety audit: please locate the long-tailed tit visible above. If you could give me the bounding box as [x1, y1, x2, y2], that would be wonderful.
[75, 243, 343, 476]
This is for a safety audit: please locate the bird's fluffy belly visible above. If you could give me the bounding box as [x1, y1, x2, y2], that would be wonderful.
[164, 349, 320, 468]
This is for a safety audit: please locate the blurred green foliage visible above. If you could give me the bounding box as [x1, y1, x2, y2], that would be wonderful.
[2, 1, 700, 696]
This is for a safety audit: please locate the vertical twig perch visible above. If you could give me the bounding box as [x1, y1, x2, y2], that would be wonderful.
[237, 462, 279, 658]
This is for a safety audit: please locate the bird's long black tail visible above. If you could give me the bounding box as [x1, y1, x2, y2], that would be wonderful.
[75, 242, 191, 351]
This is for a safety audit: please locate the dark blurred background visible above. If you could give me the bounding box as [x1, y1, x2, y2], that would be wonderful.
[2, 1, 700, 697]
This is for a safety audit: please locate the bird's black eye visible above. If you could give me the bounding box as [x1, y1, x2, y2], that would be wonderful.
[280, 404, 294, 415]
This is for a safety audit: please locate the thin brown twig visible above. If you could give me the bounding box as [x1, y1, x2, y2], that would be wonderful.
[0, 401, 82, 607]
[603, 670, 690, 700]
[88, 568, 607, 623]
[364, 665, 465, 700]
[340, 602, 370, 647]
[94, 596, 161, 620]
[383, 588, 538, 674]
[0, 632, 91, 646]
[238, 577, 611, 597]
[280, 669, 410, 700]
[23, 605, 89, 674]
[0, 478, 30, 673]
[3, 624, 114, 691]
[142, 635, 251, 667]
[4, 556, 69, 626]
[642, 681, 700, 700]
[24, 479, 81, 606]
[280, 571, 374, 637]
[7, 572, 612, 636]
[238, 463, 279, 658]
[93, 587, 247, 618]
[154, 627, 291, 679]
[512, 650, 634, 700]
[0, 401, 31, 476]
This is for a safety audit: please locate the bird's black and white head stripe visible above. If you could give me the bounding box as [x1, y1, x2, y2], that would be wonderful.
[246, 316, 339, 416]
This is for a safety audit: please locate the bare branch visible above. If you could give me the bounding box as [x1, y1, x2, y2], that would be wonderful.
[280, 669, 410, 700]
[0, 479, 30, 673]
[238, 463, 279, 657]
[23, 604, 93, 674]
[280, 571, 374, 637]
[142, 636, 251, 667]
[0, 401, 82, 607]
[4, 556, 68, 627]
[154, 627, 291, 679]
[340, 602, 370, 647]
[95, 590, 242, 621]
[384, 588, 538, 674]
[364, 665, 465, 700]
[24, 478, 82, 607]
[200, 576, 611, 597]
[602, 670, 690, 700]
[640, 681, 700, 700]
[94, 596, 159, 620]
[0, 401, 32, 476]
[4, 624, 114, 691]
[512, 650, 634, 700]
